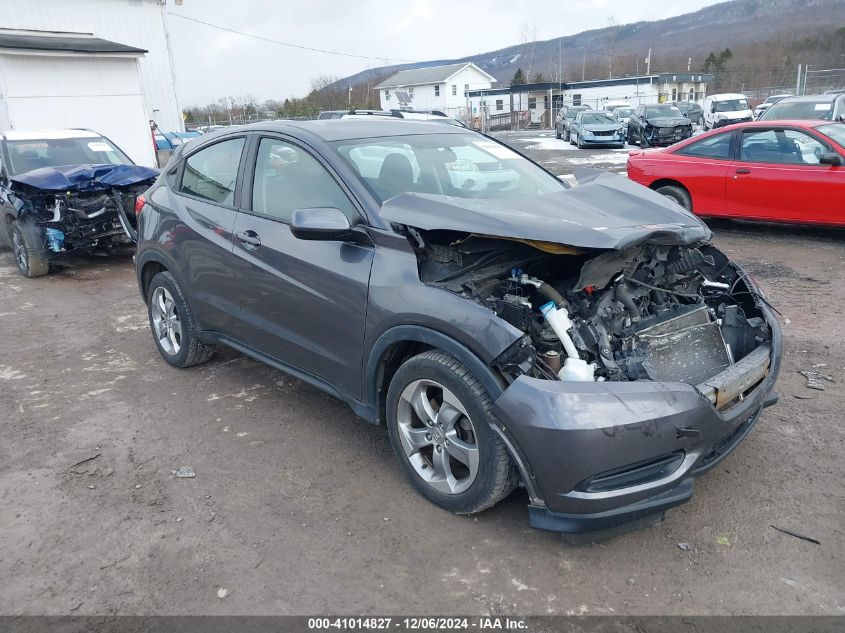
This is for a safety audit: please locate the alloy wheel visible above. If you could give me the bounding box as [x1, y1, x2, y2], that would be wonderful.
[396, 379, 480, 495]
[151, 286, 183, 355]
[11, 229, 28, 274]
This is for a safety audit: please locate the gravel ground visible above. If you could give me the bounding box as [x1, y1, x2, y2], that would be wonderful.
[0, 139, 843, 616]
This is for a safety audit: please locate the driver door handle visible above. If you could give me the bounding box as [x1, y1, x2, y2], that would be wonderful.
[735, 168, 751, 174]
[235, 230, 261, 249]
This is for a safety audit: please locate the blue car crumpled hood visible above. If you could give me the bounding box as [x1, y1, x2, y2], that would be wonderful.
[11, 163, 159, 192]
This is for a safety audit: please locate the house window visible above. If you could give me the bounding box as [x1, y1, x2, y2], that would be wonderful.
[689, 88, 695, 101]
[452, 84, 457, 96]
[671, 88, 678, 101]
[385, 90, 390, 101]
[496, 99, 503, 111]
[464, 83, 469, 96]
[434, 85, 440, 97]
[572, 93, 581, 105]
[528, 97, 537, 110]
[544, 95, 549, 109]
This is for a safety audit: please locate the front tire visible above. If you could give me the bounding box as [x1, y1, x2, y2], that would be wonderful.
[146, 271, 214, 368]
[386, 351, 515, 515]
[10, 219, 49, 278]
[656, 184, 692, 211]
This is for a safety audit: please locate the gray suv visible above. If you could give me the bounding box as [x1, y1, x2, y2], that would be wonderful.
[135, 120, 781, 534]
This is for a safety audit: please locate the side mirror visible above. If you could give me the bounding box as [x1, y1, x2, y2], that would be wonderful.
[290, 207, 352, 241]
[819, 152, 842, 166]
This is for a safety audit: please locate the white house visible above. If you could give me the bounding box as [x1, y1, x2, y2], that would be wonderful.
[376, 62, 496, 118]
[1, 0, 183, 167]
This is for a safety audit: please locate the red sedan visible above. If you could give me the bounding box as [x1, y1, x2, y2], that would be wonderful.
[627, 120, 845, 226]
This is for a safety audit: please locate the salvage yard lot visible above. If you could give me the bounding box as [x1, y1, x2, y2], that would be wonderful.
[1, 142, 844, 615]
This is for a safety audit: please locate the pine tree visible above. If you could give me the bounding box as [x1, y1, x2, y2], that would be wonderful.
[532, 72, 545, 83]
[511, 68, 527, 85]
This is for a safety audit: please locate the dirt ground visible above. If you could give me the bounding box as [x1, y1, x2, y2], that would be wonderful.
[1, 147, 843, 615]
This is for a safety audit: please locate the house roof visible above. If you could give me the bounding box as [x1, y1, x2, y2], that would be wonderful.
[375, 62, 495, 89]
[0, 31, 147, 55]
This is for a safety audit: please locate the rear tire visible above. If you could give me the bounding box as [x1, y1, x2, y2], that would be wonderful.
[656, 185, 692, 211]
[386, 350, 515, 515]
[146, 271, 214, 368]
[10, 219, 49, 278]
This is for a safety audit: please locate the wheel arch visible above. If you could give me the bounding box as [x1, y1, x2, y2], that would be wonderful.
[365, 325, 507, 426]
[649, 179, 693, 211]
[136, 249, 184, 305]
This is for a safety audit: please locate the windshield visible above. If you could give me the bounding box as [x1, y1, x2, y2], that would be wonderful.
[580, 113, 616, 125]
[5, 136, 132, 175]
[615, 107, 634, 118]
[331, 133, 566, 204]
[714, 99, 749, 112]
[817, 123, 845, 147]
[761, 100, 834, 121]
[566, 107, 588, 120]
[645, 105, 683, 118]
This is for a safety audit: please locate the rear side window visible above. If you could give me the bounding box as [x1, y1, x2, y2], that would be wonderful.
[676, 132, 733, 159]
[180, 137, 245, 206]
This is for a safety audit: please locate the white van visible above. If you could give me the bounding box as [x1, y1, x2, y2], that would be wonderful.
[703, 93, 753, 130]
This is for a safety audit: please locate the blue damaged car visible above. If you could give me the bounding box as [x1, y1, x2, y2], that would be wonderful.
[0, 129, 158, 277]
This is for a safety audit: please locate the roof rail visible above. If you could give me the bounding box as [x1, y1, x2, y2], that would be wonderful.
[348, 109, 401, 118]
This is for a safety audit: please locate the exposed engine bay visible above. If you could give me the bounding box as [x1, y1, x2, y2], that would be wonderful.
[411, 230, 772, 391]
[9, 183, 147, 254]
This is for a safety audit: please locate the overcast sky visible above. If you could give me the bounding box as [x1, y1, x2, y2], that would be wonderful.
[167, 0, 720, 106]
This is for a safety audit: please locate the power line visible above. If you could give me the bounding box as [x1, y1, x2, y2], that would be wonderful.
[167, 12, 422, 64]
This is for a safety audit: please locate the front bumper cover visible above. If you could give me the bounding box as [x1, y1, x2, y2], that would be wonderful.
[491, 305, 782, 533]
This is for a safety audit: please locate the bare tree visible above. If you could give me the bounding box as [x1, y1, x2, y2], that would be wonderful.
[606, 17, 621, 79]
[520, 24, 538, 81]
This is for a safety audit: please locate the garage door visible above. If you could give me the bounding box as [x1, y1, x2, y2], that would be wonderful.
[0, 53, 155, 167]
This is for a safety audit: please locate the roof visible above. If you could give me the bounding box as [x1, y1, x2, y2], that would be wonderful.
[2, 129, 104, 141]
[706, 93, 748, 100]
[0, 31, 146, 55]
[776, 93, 840, 102]
[375, 62, 495, 89]
[201, 119, 469, 143]
[467, 73, 714, 96]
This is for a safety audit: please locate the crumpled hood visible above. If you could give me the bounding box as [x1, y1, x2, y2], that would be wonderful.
[380, 171, 711, 250]
[11, 163, 159, 192]
[644, 116, 690, 127]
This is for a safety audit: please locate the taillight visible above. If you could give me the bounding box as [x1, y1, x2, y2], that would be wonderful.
[134, 194, 146, 216]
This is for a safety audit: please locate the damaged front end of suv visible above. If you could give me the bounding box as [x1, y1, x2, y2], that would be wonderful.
[3, 164, 158, 277]
[381, 171, 781, 533]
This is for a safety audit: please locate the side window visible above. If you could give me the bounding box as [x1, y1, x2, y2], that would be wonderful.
[180, 137, 245, 205]
[252, 138, 357, 223]
[740, 129, 829, 165]
[677, 131, 733, 159]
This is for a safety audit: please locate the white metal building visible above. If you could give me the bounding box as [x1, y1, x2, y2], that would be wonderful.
[468, 73, 713, 129]
[376, 62, 496, 117]
[1, 0, 183, 167]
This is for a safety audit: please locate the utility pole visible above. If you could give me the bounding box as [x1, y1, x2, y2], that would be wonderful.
[646, 49, 651, 75]
[796, 64, 802, 94]
[582, 50, 586, 81]
[687, 57, 692, 72]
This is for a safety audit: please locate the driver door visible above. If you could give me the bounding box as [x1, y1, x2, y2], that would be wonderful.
[726, 126, 844, 223]
[230, 135, 374, 398]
